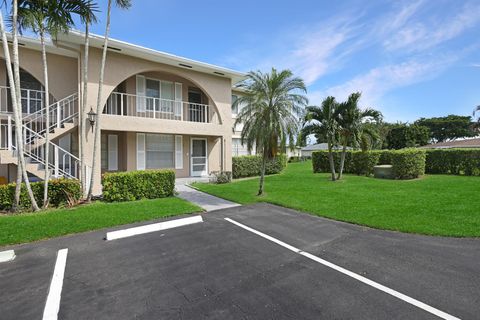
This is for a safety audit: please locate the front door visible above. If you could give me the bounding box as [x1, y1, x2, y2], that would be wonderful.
[191, 138, 208, 176]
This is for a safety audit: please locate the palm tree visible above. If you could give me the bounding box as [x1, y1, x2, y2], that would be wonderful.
[86, 0, 131, 201]
[303, 97, 339, 181]
[233, 68, 307, 195]
[336, 92, 382, 180]
[77, 0, 97, 197]
[9, 0, 40, 211]
[17, 0, 83, 207]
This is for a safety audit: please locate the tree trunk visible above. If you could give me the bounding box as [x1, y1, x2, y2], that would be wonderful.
[327, 141, 336, 181]
[40, 30, 50, 208]
[11, 0, 40, 211]
[80, 23, 90, 198]
[86, 0, 112, 201]
[257, 153, 267, 196]
[337, 143, 347, 180]
[0, 13, 22, 210]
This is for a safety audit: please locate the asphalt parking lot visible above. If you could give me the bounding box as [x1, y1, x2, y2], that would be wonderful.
[1, 203, 479, 320]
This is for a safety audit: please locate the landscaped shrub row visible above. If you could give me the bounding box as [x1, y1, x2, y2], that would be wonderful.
[232, 154, 287, 179]
[425, 148, 480, 176]
[312, 150, 381, 176]
[102, 169, 175, 202]
[0, 178, 81, 210]
[312, 149, 426, 179]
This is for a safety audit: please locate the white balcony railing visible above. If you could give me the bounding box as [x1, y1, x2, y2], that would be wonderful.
[0, 86, 46, 114]
[104, 92, 219, 124]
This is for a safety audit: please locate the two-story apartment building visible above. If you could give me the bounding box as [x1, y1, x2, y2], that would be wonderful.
[0, 31, 245, 194]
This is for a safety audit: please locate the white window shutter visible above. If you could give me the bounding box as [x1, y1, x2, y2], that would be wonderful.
[174, 82, 182, 119]
[108, 134, 118, 171]
[136, 75, 146, 112]
[175, 135, 183, 169]
[137, 133, 145, 170]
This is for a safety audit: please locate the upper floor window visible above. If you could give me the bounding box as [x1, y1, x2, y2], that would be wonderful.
[231, 94, 238, 115]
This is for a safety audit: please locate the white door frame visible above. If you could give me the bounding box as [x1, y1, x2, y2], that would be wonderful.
[190, 137, 208, 177]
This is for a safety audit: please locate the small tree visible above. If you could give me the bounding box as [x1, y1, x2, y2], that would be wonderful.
[77, 0, 98, 197]
[87, 0, 131, 201]
[7, 0, 40, 211]
[17, 0, 86, 207]
[234, 68, 307, 195]
[336, 92, 382, 179]
[303, 97, 339, 181]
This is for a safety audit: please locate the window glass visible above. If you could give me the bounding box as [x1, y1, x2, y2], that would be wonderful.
[146, 79, 159, 98]
[101, 134, 108, 170]
[231, 95, 238, 114]
[145, 134, 174, 169]
[160, 81, 174, 112]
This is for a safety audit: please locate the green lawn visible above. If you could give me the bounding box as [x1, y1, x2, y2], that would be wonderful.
[0, 197, 201, 247]
[194, 161, 480, 237]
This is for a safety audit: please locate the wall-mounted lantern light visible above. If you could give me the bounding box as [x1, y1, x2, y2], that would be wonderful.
[87, 107, 97, 131]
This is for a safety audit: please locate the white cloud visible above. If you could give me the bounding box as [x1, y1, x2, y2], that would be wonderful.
[310, 54, 458, 111]
[384, 2, 480, 52]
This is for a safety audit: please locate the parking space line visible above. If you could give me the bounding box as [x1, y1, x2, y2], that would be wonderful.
[106, 215, 203, 241]
[0, 250, 15, 263]
[42, 248, 68, 320]
[225, 218, 461, 320]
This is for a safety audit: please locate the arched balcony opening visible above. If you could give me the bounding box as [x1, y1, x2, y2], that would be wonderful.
[103, 71, 221, 124]
[0, 61, 56, 114]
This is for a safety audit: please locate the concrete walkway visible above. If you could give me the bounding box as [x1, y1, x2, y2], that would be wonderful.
[175, 182, 240, 212]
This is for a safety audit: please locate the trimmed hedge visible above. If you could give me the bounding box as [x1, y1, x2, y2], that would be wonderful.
[312, 150, 380, 175]
[312, 149, 426, 179]
[390, 148, 426, 179]
[102, 169, 175, 202]
[232, 154, 287, 179]
[0, 178, 81, 210]
[425, 148, 480, 176]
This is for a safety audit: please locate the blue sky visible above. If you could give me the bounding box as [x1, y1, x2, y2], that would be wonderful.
[87, 0, 480, 122]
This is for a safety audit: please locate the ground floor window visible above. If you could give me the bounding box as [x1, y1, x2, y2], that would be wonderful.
[145, 134, 174, 169]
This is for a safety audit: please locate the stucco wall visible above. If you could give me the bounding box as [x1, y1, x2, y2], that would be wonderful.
[0, 46, 78, 100]
[81, 47, 232, 193]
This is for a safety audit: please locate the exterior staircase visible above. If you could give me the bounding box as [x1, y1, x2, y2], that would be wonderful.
[0, 91, 88, 182]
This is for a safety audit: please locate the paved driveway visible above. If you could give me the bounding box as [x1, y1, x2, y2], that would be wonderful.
[1, 203, 479, 319]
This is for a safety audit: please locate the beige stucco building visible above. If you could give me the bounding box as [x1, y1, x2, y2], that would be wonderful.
[0, 31, 245, 194]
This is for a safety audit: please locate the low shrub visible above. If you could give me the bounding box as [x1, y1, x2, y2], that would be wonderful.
[312, 149, 426, 179]
[312, 150, 378, 176]
[390, 148, 426, 179]
[425, 148, 480, 176]
[378, 150, 394, 165]
[351, 151, 381, 176]
[102, 169, 175, 202]
[232, 154, 287, 179]
[0, 178, 81, 210]
[209, 171, 232, 184]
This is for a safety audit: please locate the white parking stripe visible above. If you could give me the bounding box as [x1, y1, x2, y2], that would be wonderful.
[106, 215, 203, 241]
[42, 248, 68, 320]
[225, 218, 461, 320]
[0, 250, 15, 263]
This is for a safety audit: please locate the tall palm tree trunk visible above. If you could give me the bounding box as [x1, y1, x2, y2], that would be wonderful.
[0, 12, 22, 210]
[80, 23, 89, 197]
[337, 142, 347, 180]
[327, 142, 336, 181]
[258, 152, 267, 195]
[40, 29, 50, 207]
[6, 3, 39, 211]
[87, 0, 112, 201]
